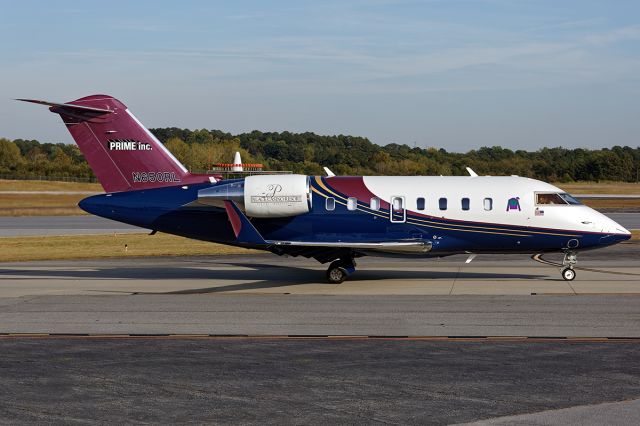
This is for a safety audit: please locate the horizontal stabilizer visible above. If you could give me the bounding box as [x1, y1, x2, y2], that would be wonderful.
[16, 98, 114, 114]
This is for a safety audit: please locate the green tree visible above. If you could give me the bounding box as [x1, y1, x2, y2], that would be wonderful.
[0, 138, 23, 172]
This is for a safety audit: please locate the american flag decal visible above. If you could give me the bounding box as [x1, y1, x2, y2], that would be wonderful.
[535, 208, 544, 216]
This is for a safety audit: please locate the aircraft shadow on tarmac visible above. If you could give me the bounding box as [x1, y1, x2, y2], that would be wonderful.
[0, 263, 549, 295]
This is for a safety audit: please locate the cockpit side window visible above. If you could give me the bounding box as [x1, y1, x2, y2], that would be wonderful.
[536, 193, 566, 205]
[536, 192, 581, 205]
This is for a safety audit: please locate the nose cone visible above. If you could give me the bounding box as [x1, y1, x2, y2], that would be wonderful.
[601, 214, 631, 238]
[595, 212, 632, 244]
[613, 225, 632, 241]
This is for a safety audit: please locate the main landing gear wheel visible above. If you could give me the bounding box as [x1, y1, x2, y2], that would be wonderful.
[325, 258, 357, 284]
[561, 267, 576, 281]
[326, 264, 348, 284]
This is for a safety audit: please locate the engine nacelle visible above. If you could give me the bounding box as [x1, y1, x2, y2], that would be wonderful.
[244, 174, 311, 218]
[197, 174, 311, 218]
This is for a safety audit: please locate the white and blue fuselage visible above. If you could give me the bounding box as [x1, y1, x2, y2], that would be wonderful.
[80, 173, 630, 282]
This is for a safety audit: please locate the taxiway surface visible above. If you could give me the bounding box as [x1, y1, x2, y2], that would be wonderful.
[1, 243, 638, 336]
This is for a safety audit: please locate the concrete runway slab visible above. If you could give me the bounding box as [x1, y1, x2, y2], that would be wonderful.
[0, 245, 638, 298]
[0, 244, 638, 336]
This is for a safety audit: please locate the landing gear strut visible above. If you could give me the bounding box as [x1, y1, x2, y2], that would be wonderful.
[561, 251, 577, 281]
[326, 258, 356, 284]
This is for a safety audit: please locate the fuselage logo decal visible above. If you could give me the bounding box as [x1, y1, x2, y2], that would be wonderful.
[506, 197, 521, 211]
[108, 139, 152, 151]
[132, 171, 180, 183]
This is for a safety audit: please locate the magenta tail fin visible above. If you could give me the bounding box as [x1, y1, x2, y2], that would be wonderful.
[19, 95, 209, 193]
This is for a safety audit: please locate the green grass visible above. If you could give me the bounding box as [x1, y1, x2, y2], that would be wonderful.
[555, 181, 640, 195]
[0, 179, 101, 192]
[0, 233, 254, 262]
[0, 193, 88, 216]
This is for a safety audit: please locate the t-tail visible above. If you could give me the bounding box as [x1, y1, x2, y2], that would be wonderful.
[17, 95, 218, 193]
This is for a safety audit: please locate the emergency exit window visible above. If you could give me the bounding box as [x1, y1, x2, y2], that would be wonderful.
[326, 197, 335, 211]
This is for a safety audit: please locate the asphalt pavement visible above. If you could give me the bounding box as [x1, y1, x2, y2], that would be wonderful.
[0, 215, 145, 236]
[0, 338, 638, 425]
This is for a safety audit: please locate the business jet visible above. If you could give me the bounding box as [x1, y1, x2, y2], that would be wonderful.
[19, 95, 631, 283]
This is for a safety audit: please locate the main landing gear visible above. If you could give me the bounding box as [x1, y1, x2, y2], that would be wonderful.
[561, 251, 577, 281]
[326, 258, 357, 284]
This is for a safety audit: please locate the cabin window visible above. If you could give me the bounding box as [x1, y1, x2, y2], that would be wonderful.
[326, 197, 335, 211]
[416, 197, 425, 211]
[484, 198, 493, 211]
[370, 197, 380, 211]
[392, 197, 403, 212]
[461, 198, 470, 211]
[347, 197, 357, 211]
[439, 197, 447, 210]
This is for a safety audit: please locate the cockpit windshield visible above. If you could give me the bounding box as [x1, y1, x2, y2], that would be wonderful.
[536, 192, 582, 205]
[558, 193, 582, 205]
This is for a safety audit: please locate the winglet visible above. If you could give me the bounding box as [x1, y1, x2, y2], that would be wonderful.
[223, 200, 267, 245]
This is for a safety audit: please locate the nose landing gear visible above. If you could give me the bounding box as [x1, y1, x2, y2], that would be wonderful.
[326, 258, 356, 284]
[561, 251, 577, 281]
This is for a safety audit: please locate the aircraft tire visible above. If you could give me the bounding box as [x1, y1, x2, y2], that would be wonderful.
[326, 264, 347, 284]
[561, 267, 576, 281]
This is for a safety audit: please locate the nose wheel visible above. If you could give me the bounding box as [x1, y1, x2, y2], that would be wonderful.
[561, 267, 576, 281]
[326, 258, 356, 284]
[561, 251, 577, 281]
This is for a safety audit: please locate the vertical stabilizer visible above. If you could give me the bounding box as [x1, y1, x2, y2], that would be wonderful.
[18, 95, 210, 192]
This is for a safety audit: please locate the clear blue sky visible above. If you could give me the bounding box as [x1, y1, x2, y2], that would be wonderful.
[2, 0, 639, 151]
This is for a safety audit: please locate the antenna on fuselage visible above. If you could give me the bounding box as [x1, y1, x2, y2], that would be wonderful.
[466, 167, 478, 177]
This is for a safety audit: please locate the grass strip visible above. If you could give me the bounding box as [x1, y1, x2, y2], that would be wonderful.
[0, 233, 254, 262]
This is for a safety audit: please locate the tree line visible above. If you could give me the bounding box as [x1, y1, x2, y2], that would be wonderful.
[1, 129, 639, 182]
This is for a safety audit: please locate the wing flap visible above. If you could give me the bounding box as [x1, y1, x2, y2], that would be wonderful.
[269, 240, 432, 253]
